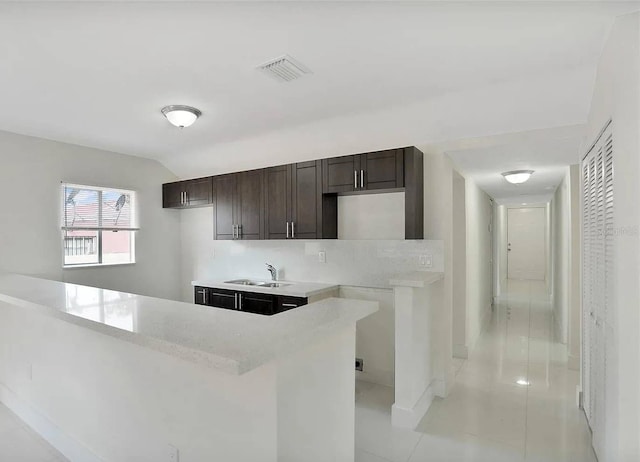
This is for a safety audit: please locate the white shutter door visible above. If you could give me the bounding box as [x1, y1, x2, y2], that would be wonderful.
[581, 122, 613, 460]
[581, 156, 593, 422]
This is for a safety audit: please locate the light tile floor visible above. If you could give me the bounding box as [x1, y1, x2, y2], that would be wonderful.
[0, 403, 68, 461]
[355, 279, 597, 462]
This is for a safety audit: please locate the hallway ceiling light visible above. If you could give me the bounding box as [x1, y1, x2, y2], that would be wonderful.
[502, 170, 534, 184]
[516, 379, 530, 386]
[161, 105, 202, 128]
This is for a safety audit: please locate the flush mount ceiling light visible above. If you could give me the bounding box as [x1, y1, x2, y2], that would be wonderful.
[161, 105, 202, 128]
[516, 379, 530, 386]
[502, 170, 534, 184]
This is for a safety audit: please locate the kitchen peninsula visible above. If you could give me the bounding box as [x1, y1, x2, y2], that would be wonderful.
[0, 273, 377, 462]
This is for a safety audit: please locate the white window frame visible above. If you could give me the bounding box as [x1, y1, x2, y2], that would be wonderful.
[61, 182, 139, 268]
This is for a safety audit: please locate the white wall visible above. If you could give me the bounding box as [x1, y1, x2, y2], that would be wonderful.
[0, 130, 182, 300]
[338, 193, 405, 240]
[583, 12, 640, 462]
[340, 286, 395, 387]
[452, 172, 467, 358]
[422, 149, 455, 395]
[551, 167, 571, 344]
[493, 204, 508, 299]
[568, 164, 581, 370]
[464, 178, 493, 353]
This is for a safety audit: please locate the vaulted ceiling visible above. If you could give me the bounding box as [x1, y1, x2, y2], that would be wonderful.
[0, 2, 636, 183]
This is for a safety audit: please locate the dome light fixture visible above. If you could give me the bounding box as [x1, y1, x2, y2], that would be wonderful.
[161, 105, 202, 128]
[502, 170, 534, 184]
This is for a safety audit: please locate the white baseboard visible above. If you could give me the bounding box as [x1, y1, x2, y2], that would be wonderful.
[356, 368, 394, 388]
[452, 344, 468, 359]
[391, 383, 434, 430]
[0, 383, 103, 462]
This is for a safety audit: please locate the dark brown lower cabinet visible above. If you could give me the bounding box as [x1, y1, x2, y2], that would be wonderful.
[275, 295, 308, 313]
[208, 288, 237, 310]
[238, 292, 274, 315]
[194, 287, 307, 316]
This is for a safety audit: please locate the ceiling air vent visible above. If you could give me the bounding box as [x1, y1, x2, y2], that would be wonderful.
[257, 55, 312, 82]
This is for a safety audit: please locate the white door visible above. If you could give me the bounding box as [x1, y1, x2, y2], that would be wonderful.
[507, 207, 546, 280]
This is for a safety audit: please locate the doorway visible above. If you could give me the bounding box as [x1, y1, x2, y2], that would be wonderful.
[507, 207, 546, 280]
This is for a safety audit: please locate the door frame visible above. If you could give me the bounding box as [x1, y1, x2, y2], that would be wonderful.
[505, 205, 548, 281]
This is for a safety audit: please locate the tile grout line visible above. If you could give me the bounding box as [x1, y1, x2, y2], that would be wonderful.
[404, 433, 424, 462]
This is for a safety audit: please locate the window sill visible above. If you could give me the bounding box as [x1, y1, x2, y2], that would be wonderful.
[63, 262, 136, 270]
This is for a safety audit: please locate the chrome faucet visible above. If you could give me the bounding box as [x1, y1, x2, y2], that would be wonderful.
[266, 263, 277, 281]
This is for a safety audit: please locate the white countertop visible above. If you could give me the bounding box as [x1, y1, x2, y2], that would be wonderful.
[191, 279, 339, 298]
[0, 274, 378, 375]
[389, 271, 444, 288]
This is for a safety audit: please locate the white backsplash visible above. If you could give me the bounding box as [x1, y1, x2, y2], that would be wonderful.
[210, 240, 444, 285]
[180, 208, 443, 301]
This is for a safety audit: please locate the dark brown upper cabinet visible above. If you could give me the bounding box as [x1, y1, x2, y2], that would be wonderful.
[360, 149, 404, 191]
[322, 155, 360, 194]
[213, 170, 264, 240]
[264, 161, 335, 239]
[264, 165, 290, 239]
[322, 149, 404, 194]
[162, 146, 423, 239]
[162, 177, 213, 208]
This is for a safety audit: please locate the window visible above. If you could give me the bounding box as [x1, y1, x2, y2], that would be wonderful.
[62, 183, 138, 267]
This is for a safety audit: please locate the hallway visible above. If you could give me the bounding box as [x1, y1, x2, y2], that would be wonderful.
[355, 279, 596, 462]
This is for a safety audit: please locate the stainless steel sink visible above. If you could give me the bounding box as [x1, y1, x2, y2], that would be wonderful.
[260, 282, 289, 288]
[224, 279, 260, 286]
[224, 279, 290, 288]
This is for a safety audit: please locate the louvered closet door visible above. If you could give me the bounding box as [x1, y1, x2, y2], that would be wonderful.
[582, 122, 613, 461]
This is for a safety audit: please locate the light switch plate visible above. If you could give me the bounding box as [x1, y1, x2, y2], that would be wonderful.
[419, 254, 432, 268]
[318, 251, 326, 263]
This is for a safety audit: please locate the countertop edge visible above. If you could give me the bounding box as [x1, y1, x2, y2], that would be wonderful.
[389, 271, 444, 288]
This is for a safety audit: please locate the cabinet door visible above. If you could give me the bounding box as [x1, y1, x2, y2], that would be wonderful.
[209, 288, 238, 310]
[237, 170, 264, 240]
[291, 161, 322, 239]
[162, 182, 184, 208]
[214, 174, 237, 240]
[275, 295, 307, 313]
[322, 155, 360, 193]
[239, 292, 274, 315]
[264, 165, 291, 239]
[185, 177, 213, 207]
[194, 286, 209, 305]
[360, 149, 404, 191]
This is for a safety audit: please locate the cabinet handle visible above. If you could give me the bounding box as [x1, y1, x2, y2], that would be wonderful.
[238, 293, 243, 310]
[354, 170, 358, 189]
[180, 191, 184, 205]
[291, 222, 295, 239]
[202, 290, 207, 305]
[360, 170, 364, 188]
[238, 224, 242, 239]
[185, 191, 189, 204]
[234, 293, 238, 309]
[286, 221, 290, 239]
[282, 303, 298, 308]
